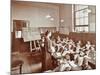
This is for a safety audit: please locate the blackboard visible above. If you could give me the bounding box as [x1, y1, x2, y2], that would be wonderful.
[22, 27, 41, 42]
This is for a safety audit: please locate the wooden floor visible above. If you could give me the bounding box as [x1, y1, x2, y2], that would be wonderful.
[11, 51, 42, 74]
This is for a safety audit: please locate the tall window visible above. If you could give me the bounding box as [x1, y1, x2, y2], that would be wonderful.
[74, 5, 89, 32]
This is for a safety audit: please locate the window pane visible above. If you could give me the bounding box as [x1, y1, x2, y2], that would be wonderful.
[80, 27, 83, 31]
[84, 9, 88, 16]
[75, 5, 88, 11]
[79, 18, 84, 25]
[79, 10, 84, 17]
[75, 27, 82, 32]
[84, 17, 88, 25]
[76, 12, 79, 18]
[75, 26, 88, 32]
[76, 17, 88, 25]
[79, 5, 88, 10]
[76, 18, 80, 25]
[76, 9, 88, 18]
[75, 27, 79, 32]
[83, 27, 88, 32]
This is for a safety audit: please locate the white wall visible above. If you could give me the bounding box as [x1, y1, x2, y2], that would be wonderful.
[11, 1, 59, 32]
[59, 4, 72, 34]
[12, 1, 73, 34]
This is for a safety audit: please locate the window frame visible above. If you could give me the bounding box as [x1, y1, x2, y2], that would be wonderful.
[74, 5, 89, 32]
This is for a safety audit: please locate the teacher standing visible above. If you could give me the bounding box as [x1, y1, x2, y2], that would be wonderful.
[41, 31, 53, 72]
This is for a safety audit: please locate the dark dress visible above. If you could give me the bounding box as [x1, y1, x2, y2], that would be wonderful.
[41, 38, 53, 72]
[44, 38, 53, 70]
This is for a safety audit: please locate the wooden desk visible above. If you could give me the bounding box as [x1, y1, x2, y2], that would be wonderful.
[88, 60, 96, 69]
[11, 60, 23, 74]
